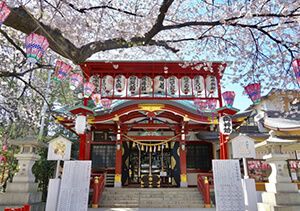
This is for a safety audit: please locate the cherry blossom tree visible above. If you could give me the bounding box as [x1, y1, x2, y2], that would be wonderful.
[0, 0, 299, 135]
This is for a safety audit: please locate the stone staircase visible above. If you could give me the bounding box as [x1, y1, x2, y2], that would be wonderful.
[99, 188, 204, 208]
[105, 173, 115, 187]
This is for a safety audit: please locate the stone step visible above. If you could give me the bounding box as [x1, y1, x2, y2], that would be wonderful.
[258, 203, 300, 211]
[262, 192, 300, 206]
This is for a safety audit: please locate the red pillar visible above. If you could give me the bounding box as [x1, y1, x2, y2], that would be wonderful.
[79, 133, 86, 160]
[85, 130, 92, 160]
[114, 127, 122, 187]
[179, 126, 187, 187]
[219, 133, 228, 159]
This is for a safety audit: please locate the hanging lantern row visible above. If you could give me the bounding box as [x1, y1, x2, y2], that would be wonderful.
[87, 74, 217, 96]
[244, 83, 261, 104]
[25, 33, 49, 64]
[222, 91, 235, 107]
[0, 1, 10, 26]
[292, 59, 300, 85]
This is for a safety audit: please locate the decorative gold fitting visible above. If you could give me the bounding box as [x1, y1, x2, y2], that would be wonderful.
[92, 204, 99, 208]
[204, 204, 211, 208]
[94, 176, 99, 184]
[204, 176, 208, 184]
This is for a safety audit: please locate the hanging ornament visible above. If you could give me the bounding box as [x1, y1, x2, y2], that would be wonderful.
[207, 99, 217, 122]
[193, 75, 205, 96]
[132, 142, 136, 148]
[222, 91, 235, 107]
[205, 75, 217, 94]
[141, 145, 144, 151]
[91, 93, 102, 107]
[115, 75, 126, 92]
[194, 99, 207, 112]
[54, 60, 72, 81]
[101, 75, 114, 94]
[154, 75, 165, 94]
[83, 82, 95, 98]
[0, 1, 10, 26]
[128, 76, 139, 95]
[69, 73, 83, 90]
[140, 76, 153, 94]
[180, 76, 192, 95]
[25, 33, 49, 64]
[292, 59, 300, 84]
[101, 98, 112, 110]
[167, 76, 178, 95]
[158, 145, 161, 151]
[244, 83, 261, 104]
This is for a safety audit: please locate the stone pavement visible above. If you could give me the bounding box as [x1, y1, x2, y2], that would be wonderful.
[88, 208, 216, 211]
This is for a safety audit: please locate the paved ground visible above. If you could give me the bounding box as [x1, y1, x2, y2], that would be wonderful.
[88, 208, 216, 211]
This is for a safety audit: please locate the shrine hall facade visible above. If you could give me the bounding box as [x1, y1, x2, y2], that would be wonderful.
[56, 61, 240, 188]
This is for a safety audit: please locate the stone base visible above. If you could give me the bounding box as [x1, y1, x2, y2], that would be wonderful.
[0, 202, 45, 211]
[265, 183, 299, 193]
[180, 181, 188, 187]
[258, 203, 300, 211]
[6, 182, 39, 192]
[0, 192, 42, 205]
[262, 192, 300, 206]
[114, 181, 122, 187]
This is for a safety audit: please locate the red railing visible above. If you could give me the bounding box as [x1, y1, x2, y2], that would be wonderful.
[4, 204, 30, 211]
[197, 173, 213, 208]
[91, 174, 105, 208]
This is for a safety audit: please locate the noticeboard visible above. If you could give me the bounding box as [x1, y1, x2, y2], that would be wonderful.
[213, 160, 245, 211]
[57, 161, 91, 211]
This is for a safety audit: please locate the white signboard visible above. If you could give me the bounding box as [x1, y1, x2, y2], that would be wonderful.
[47, 136, 72, 161]
[57, 161, 91, 211]
[45, 179, 61, 211]
[213, 160, 245, 211]
[231, 135, 256, 159]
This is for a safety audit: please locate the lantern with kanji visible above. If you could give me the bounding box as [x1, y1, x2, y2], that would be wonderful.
[181, 76, 192, 95]
[205, 75, 217, 94]
[140, 76, 152, 94]
[193, 75, 205, 96]
[0, 1, 10, 26]
[69, 73, 83, 90]
[83, 82, 95, 98]
[292, 59, 300, 84]
[101, 98, 112, 110]
[115, 75, 126, 92]
[244, 83, 261, 104]
[25, 33, 49, 64]
[154, 75, 165, 94]
[222, 91, 235, 107]
[102, 75, 114, 94]
[167, 76, 178, 95]
[128, 76, 139, 95]
[54, 60, 72, 81]
[91, 93, 102, 107]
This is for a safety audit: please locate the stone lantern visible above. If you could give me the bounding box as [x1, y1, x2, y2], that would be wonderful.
[256, 130, 300, 210]
[0, 134, 46, 209]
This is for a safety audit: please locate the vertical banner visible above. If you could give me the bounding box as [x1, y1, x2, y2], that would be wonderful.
[213, 160, 245, 211]
[57, 161, 91, 211]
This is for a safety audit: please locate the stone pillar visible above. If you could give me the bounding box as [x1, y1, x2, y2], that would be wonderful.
[0, 135, 46, 209]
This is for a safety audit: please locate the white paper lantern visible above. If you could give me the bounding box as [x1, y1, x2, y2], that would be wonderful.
[128, 76, 139, 95]
[154, 75, 165, 94]
[205, 75, 217, 94]
[89, 75, 101, 92]
[101, 75, 113, 94]
[180, 76, 192, 94]
[114, 75, 126, 92]
[219, 115, 232, 135]
[167, 76, 178, 96]
[193, 75, 205, 95]
[140, 76, 152, 94]
[75, 115, 86, 134]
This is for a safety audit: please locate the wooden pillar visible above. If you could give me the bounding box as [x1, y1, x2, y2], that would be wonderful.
[219, 133, 229, 159]
[179, 125, 188, 187]
[114, 126, 122, 187]
[85, 130, 92, 160]
[79, 133, 86, 160]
